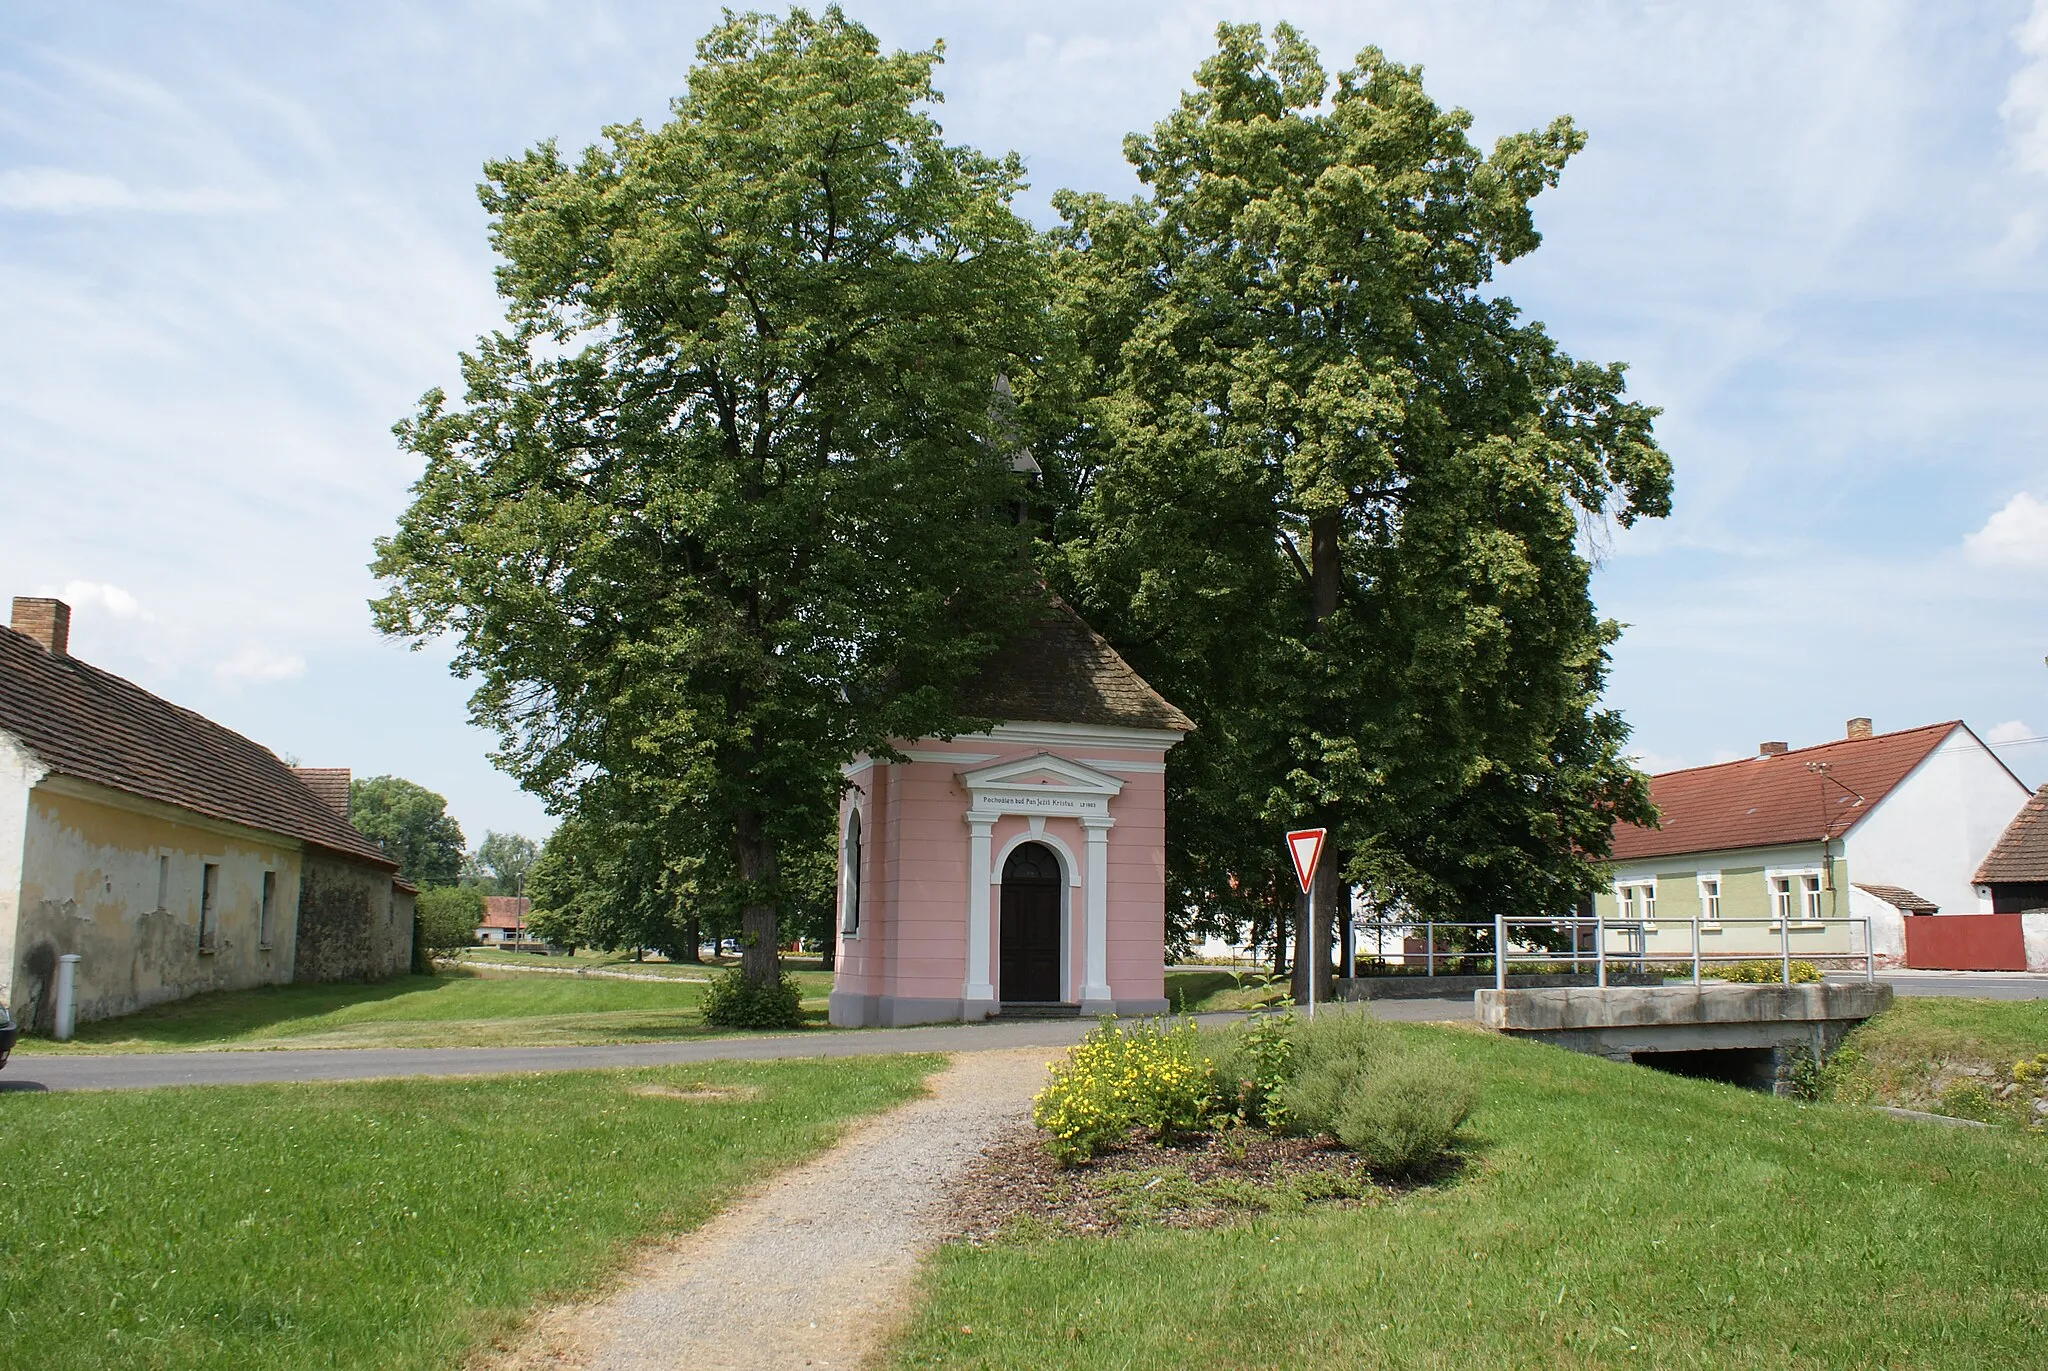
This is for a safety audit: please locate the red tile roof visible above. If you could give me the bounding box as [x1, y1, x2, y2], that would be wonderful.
[480, 896, 530, 930]
[0, 624, 394, 868]
[1975, 783, 2048, 884]
[1610, 722, 1961, 863]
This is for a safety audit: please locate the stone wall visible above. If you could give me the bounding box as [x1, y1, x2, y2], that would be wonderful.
[292, 850, 412, 983]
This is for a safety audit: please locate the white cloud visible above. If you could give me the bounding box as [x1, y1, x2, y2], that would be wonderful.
[0, 167, 276, 215]
[213, 645, 307, 687]
[2008, 0, 2048, 175]
[53, 580, 147, 620]
[1987, 719, 2038, 744]
[1964, 492, 2048, 568]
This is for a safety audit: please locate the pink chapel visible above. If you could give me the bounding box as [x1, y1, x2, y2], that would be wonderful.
[829, 600, 1194, 1027]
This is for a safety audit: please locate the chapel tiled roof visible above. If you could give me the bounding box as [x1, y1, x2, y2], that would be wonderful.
[956, 597, 1194, 733]
[1974, 783, 2048, 884]
[1853, 882, 1939, 914]
[0, 624, 394, 868]
[1610, 722, 1962, 862]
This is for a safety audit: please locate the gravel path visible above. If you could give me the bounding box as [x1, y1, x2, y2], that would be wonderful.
[489, 1047, 1050, 1371]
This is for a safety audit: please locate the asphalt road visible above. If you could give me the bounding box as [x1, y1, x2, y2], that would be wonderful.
[0, 999, 1469, 1094]
[3, 970, 2035, 1094]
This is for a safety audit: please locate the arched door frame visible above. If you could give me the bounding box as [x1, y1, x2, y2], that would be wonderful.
[994, 833, 1075, 1003]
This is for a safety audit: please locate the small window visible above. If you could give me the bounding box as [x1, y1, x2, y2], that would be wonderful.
[199, 863, 220, 952]
[156, 854, 171, 910]
[1800, 874, 1824, 921]
[1699, 877, 1721, 922]
[1771, 876, 1795, 924]
[839, 810, 862, 936]
[1615, 882, 1655, 923]
[259, 870, 277, 948]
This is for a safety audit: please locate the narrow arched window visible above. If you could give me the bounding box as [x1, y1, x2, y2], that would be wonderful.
[840, 809, 862, 936]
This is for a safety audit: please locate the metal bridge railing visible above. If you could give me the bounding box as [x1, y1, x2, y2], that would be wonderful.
[1347, 915, 1876, 989]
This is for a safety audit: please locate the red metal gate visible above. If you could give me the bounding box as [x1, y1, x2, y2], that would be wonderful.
[1903, 914, 2028, 971]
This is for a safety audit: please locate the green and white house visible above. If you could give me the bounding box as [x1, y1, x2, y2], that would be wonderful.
[1596, 719, 2031, 966]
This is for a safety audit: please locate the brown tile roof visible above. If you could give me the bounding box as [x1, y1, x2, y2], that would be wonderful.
[1975, 783, 2048, 884]
[1853, 882, 1939, 914]
[0, 625, 394, 868]
[956, 597, 1194, 733]
[1610, 722, 1961, 862]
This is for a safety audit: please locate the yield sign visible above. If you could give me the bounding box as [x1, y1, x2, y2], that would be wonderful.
[1286, 828, 1327, 893]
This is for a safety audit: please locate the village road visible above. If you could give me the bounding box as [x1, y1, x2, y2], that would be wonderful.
[0, 998, 1470, 1093]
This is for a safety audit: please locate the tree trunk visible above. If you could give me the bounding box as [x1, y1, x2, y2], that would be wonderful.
[1271, 896, 1289, 979]
[819, 928, 836, 972]
[679, 915, 702, 964]
[735, 809, 781, 987]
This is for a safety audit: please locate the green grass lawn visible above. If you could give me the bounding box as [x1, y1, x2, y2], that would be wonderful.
[1165, 968, 1288, 1014]
[15, 966, 836, 1053]
[0, 1054, 938, 1371]
[890, 1022, 2048, 1369]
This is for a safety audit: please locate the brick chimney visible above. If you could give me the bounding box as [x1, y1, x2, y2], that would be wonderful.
[1758, 741, 1789, 757]
[292, 767, 352, 820]
[10, 597, 70, 656]
[1845, 717, 1872, 740]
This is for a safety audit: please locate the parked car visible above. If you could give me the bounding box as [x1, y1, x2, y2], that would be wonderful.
[0, 1005, 16, 1070]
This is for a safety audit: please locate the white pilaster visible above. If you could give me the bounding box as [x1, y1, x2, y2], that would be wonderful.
[963, 812, 997, 1015]
[1080, 815, 1114, 1011]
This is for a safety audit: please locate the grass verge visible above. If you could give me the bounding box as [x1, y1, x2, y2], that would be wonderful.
[0, 1054, 938, 1371]
[890, 1023, 2048, 1369]
[1164, 968, 1288, 1014]
[1820, 994, 2048, 1124]
[14, 967, 834, 1054]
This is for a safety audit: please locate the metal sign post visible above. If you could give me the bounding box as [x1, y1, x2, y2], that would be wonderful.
[1286, 828, 1327, 1018]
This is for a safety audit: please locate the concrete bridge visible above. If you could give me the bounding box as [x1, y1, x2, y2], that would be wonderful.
[1475, 981, 1894, 1094]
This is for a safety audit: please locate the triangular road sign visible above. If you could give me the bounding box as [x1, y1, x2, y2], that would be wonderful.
[1286, 828, 1326, 893]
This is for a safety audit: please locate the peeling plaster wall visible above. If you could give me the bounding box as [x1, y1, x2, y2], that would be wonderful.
[0, 729, 50, 1011]
[12, 782, 301, 1031]
[292, 850, 412, 984]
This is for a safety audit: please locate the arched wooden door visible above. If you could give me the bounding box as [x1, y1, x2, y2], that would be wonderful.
[999, 842, 1062, 1003]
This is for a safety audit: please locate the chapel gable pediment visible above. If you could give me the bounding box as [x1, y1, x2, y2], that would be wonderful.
[958, 752, 1124, 798]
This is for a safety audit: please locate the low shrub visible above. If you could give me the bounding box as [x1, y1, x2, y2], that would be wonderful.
[1032, 1019, 1216, 1165]
[415, 886, 484, 960]
[1334, 1050, 1476, 1178]
[699, 968, 804, 1030]
[1709, 959, 1821, 984]
[1209, 1011, 1297, 1129]
[1275, 1013, 1393, 1137]
[1938, 1078, 1998, 1123]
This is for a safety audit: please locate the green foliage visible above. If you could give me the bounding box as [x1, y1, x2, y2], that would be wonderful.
[1030, 21, 1671, 958]
[467, 830, 538, 895]
[413, 884, 484, 956]
[1032, 1019, 1218, 1165]
[1208, 1011, 1298, 1128]
[1275, 1013, 1395, 1137]
[347, 775, 466, 885]
[1709, 959, 1821, 984]
[370, 7, 1048, 994]
[699, 968, 804, 1031]
[1333, 1050, 1476, 1178]
[1937, 1078, 1998, 1123]
[0, 1057, 935, 1371]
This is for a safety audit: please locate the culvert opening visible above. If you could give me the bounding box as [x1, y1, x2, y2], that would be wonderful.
[1630, 1047, 1779, 1092]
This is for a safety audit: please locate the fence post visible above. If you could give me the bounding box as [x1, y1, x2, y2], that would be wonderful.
[1780, 911, 1793, 986]
[1426, 922, 1435, 978]
[1691, 917, 1701, 987]
[1864, 917, 1875, 983]
[1494, 912, 1507, 990]
[1596, 914, 1607, 988]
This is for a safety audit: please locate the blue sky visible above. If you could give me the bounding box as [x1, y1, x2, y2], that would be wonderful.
[4, 1, 2046, 846]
